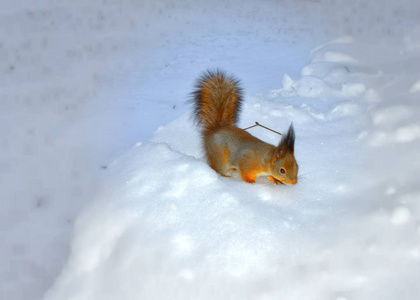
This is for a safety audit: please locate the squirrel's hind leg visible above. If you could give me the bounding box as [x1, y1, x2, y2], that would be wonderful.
[206, 146, 232, 177]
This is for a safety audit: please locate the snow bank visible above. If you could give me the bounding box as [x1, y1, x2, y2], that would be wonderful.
[3, 0, 420, 299]
[44, 35, 420, 299]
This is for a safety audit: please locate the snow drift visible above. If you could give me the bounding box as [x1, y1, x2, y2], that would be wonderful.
[44, 36, 420, 299]
[2, 1, 420, 300]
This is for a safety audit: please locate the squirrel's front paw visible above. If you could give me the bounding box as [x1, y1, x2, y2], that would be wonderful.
[267, 176, 284, 185]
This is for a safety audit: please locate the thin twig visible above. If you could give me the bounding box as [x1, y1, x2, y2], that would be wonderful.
[243, 122, 282, 135]
[243, 123, 258, 130]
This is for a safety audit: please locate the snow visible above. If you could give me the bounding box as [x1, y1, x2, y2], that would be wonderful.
[2, 0, 420, 300]
[409, 80, 420, 93]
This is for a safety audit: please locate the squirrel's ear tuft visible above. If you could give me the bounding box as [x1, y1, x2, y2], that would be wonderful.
[278, 123, 295, 153]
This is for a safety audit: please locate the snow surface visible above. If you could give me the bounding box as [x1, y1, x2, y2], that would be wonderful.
[2, 0, 420, 300]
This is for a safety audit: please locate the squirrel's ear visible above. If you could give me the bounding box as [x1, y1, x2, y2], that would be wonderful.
[276, 145, 285, 158]
[277, 123, 295, 154]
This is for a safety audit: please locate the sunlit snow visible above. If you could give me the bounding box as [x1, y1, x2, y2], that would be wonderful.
[1, 1, 420, 300]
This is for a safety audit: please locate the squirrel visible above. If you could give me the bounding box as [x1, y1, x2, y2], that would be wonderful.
[191, 70, 298, 185]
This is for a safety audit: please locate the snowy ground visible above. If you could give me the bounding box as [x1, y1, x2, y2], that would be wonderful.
[2, 1, 420, 300]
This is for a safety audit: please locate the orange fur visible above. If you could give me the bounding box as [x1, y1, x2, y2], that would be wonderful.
[191, 70, 299, 185]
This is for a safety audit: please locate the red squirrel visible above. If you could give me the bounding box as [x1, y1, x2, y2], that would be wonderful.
[191, 70, 298, 185]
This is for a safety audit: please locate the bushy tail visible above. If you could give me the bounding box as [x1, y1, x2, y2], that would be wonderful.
[191, 70, 243, 135]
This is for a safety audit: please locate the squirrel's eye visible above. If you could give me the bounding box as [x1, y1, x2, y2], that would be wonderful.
[280, 168, 286, 174]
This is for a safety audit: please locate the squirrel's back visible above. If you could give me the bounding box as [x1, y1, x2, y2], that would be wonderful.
[191, 70, 243, 135]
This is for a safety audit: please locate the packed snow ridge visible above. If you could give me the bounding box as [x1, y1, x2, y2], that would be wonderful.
[45, 37, 420, 300]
